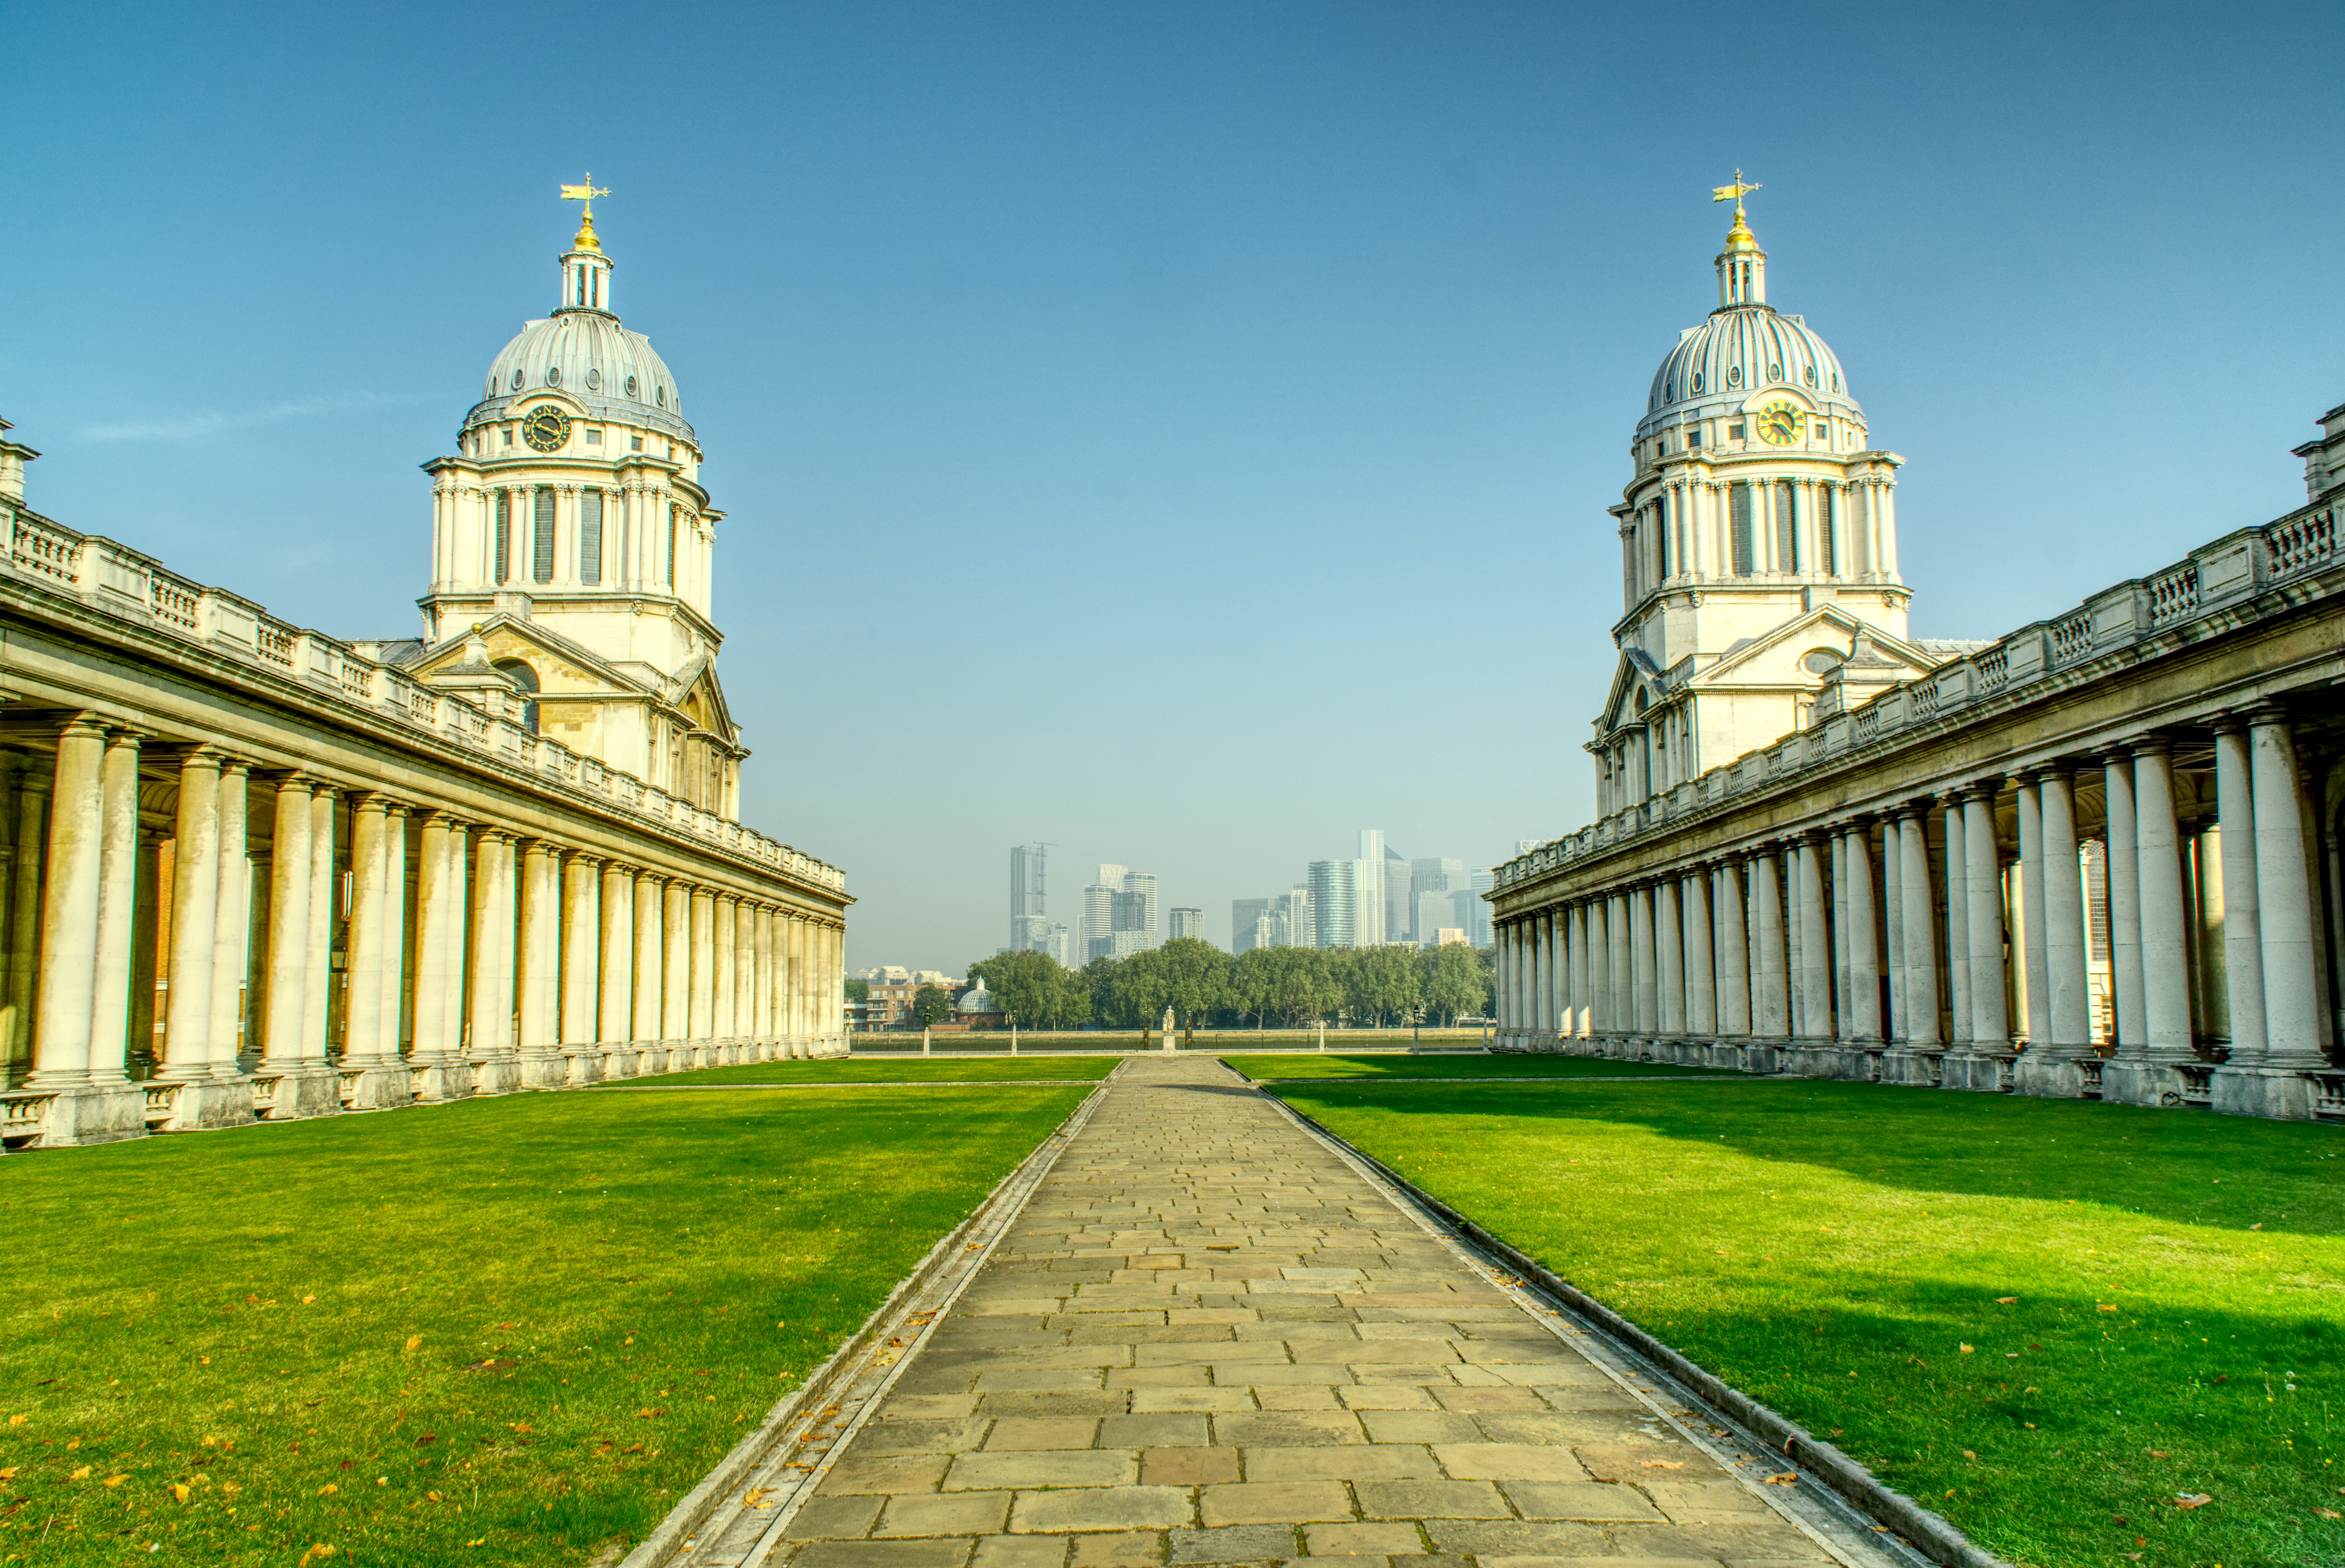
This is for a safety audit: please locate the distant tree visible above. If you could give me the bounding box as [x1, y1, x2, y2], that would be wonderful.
[1345, 945, 1421, 1026]
[844, 978, 871, 1003]
[1263, 947, 1341, 1026]
[1155, 938, 1231, 1030]
[1416, 942, 1485, 1024]
[969, 948, 1092, 1030]
[1228, 947, 1279, 1031]
[1110, 949, 1171, 1028]
[1080, 956, 1129, 1026]
[1474, 943, 1497, 1017]
[910, 984, 954, 1026]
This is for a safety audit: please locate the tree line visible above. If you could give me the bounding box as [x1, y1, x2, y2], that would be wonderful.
[958, 938, 1494, 1032]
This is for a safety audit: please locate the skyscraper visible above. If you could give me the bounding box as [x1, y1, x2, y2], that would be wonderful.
[1010, 842, 1048, 952]
[1083, 863, 1126, 959]
[1355, 830, 1387, 947]
[1231, 897, 1271, 954]
[1085, 864, 1159, 960]
[1468, 869, 1494, 947]
[1276, 886, 1313, 948]
[1169, 908, 1204, 940]
[1408, 857, 1466, 946]
[1308, 860, 1358, 948]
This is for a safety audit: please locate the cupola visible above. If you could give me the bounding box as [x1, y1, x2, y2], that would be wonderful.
[1714, 175, 1767, 309]
[557, 181, 614, 316]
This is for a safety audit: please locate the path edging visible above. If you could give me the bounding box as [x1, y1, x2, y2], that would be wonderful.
[1268, 1094, 2012, 1568]
[616, 1070, 1118, 1568]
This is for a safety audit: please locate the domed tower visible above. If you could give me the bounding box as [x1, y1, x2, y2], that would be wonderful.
[412, 192, 744, 816]
[1588, 183, 1947, 815]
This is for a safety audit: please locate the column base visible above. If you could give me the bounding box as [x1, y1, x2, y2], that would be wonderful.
[1876, 1048, 1949, 1087]
[252, 1065, 345, 1119]
[2010, 1049, 2083, 1099]
[2209, 1064, 2317, 1120]
[408, 1058, 475, 1102]
[561, 1048, 606, 1087]
[1940, 1052, 2018, 1093]
[340, 1063, 413, 1111]
[162, 1075, 258, 1130]
[518, 1051, 568, 1090]
[470, 1055, 523, 1095]
[23, 1082, 151, 1146]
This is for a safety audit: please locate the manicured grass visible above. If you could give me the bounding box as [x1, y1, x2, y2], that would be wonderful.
[630, 1056, 1117, 1085]
[1276, 1078, 2345, 1568]
[0, 1084, 1090, 1565]
[1224, 1051, 1739, 1080]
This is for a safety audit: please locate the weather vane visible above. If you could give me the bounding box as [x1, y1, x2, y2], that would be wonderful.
[560, 174, 610, 219]
[1711, 169, 1760, 216]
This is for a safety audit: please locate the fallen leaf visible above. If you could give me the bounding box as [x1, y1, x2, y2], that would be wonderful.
[2098, 1304, 2118, 1313]
[0, 1467, 13, 1480]
[2314, 1507, 2342, 1520]
[318, 1484, 338, 1496]
[1962, 1450, 1976, 1460]
[2249, 1222, 2262, 1231]
[2174, 1493, 2212, 1510]
[405, 1335, 423, 1352]
[1643, 1460, 1685, 1470]
[1763, 1472, 1798, 1485]
[104, 1474, 127, 1487]
[508, 1422, 534, 1435]
[302, 1295, 316, 1305]
[2149, 1450, 2168, 1458]
[1959, 1343, 1975, 1355]
[744, 1486, 774, 1509]
[69, 1465, 90, 1481]
[296, 1546, 338, 1568]
[171, 1483, 190, 1504]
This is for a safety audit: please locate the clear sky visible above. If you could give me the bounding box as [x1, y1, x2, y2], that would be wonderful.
[5, 1, 2340, 973]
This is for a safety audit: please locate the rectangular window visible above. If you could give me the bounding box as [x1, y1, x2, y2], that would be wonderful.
[1729, 484, 1753, 577]
[585, 428, 602, 446]
[1727, 421, 1745, 441]
[493, 491, 510, 584]
[1687, 427, 1701, 448]
[579, 490, 603, 586]
[666, 512, 678, 586]
[501, 426, 514, 448]
[532, 488, 556, 584]
[1777, 481, 1798, 572]
[630, 435, 644, 452]
[1824, 488, 1840, 575]
[1656, 502, 1670, 579]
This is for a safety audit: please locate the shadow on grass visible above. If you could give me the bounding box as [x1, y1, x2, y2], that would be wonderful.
[1222, 1052, 1741, 1082]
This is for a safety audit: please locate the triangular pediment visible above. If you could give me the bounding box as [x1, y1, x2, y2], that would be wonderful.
[1692, 607, 1943, 692]
[1597, 648, 1668, 733]
[667, 652, 739, 745]
[410, 614, 658, 703]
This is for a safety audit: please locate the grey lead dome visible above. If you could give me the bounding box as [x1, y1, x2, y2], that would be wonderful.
[1637, 305, 1861, 443]
[464, 311, 696, 444]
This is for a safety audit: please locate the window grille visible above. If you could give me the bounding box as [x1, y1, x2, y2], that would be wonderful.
[494, 491, 511, 584]
[580, 490, 603, 586]
[533, 488, 556, 584]
[1730, 484, 1753, 577]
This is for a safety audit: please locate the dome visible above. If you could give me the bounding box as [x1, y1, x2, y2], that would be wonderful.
[1637, 306, 1861, 441]
[465, 312, 697, 444]
[956, 979, 1001, 1016]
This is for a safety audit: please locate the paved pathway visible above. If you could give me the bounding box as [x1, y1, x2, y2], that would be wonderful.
[772, 1056, 1846, 1568]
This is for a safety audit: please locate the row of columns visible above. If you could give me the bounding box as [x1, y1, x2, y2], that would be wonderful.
[1495, 704, 2332, 1117]
[5, 716, 847, 1142]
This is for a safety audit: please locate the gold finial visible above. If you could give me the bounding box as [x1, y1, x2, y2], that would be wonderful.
[561, 175, 610, 252]
[1711, 169, 1760, 247]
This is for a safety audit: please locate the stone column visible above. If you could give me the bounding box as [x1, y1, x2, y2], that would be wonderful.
[1962, 785, 2011, 1065]
[87, 730, 144, 1110]
[2249, 705, 2324, 1070]
[302, 786, 338, 1064]
[443, 822, 471, 1090]
[1536, 913, 1556, 1040]
[750, 904, 773, 1058]
[1830, 832, 1851, 1037]
[689, 885, 715, 1061]
[377, 804, 411, 1074]
[1898, 807, 1941, 1051]
[632, 871, 665, 1068]
[1607, 893, 1632, 1045]
[2039, 768, 2090, 1053]
[260, 774, 332, 1115]
[712, 893, 738, 1058]
[2209, 716, 2269, 1067]
[2016, 775, 2049, 1048]
[1499, 922, 1519, 1037]
[1656, 878, 1685, 1044]
[1562, 905, 1586, 1041]
[3, 768, 50, 1075]
[1629, 884, 1657, 1039]
[2131, 742, 2194, 1062]
[1752, 850, 1789, 1042]
[734, 897, 757, 1060]
[1715, 860, 1751, 1036]
[516, 839, 563, 1087]
[599, 860, 635, 1071]
[159, 749, 223, 1087]
[2103, 753, 2146, 1055]
[1943, 799, 1972, 1047]
[560, 852, 604, 1083]
[1882, 817, 1906, 1041]
[661, 880, 691, 1049]
[1578, 907, 1605, 1036]
[207, 759, 253, 1079]
[467, 832, 516, 1093]
[1843, 821, 1881, 1042]
[787, 911, 810, 1056]
[1795, 835, 1831, 1044]
[409, 812, 455, 1088]
[27, 716, 107, 1095]
[1683, 872, 1714, 1037]
[338, 793, 405, 1106]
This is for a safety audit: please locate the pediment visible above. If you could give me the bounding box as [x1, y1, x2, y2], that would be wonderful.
[1597, 648, 1668, 733]
[1692, 608, 1941, 692]
[409, 614, 655, 703]
[666, 651, 739, 744]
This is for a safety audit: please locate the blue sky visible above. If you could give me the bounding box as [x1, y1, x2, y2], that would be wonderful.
[5, 1, 2340, 971]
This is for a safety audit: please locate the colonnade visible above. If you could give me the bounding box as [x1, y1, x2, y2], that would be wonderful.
[1496, 704, 2335, 1120]
[1, 713, 846, 1144]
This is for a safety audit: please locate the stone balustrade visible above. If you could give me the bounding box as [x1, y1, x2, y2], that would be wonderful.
[1490, 494, 2345, 1122]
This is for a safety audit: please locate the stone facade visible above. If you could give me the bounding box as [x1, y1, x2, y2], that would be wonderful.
[0, 205, 850, 1152]
[1490, 447, 2345, 1122]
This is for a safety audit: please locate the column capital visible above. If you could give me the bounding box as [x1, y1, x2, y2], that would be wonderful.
[2126, 733, 2174, 761]
[564, 849, 605, 869]
[1954, 777, 2003, 804]
[2238, 697, 2293, 728]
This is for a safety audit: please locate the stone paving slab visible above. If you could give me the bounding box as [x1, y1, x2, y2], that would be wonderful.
[743, 1056, 1869, 1568]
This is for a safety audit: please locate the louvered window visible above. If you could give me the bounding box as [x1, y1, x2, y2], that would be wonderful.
[493, 492, 511, 584]
[1730, 485, 1753, 577]
[533, 488, 556, 584]
[580, 490, 603, 585]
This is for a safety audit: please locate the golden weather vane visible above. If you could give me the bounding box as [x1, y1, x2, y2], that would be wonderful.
[1711, 169, 1760, 215]
[560, 175, 610, 215]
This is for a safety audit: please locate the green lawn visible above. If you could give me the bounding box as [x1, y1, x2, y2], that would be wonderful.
[630, 1056, 1117, 1085]
[1225, 1052, 1739, 1081]
[0, 1084, 1090, 1565]
[1274, 1078, 2345, 1568]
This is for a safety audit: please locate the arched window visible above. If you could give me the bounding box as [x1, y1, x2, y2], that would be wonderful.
[494, 659, 540, 734]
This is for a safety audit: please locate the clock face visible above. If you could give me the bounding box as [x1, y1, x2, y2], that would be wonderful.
[1756, 402, 1803, 446]
[522, 404, 572, 453]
